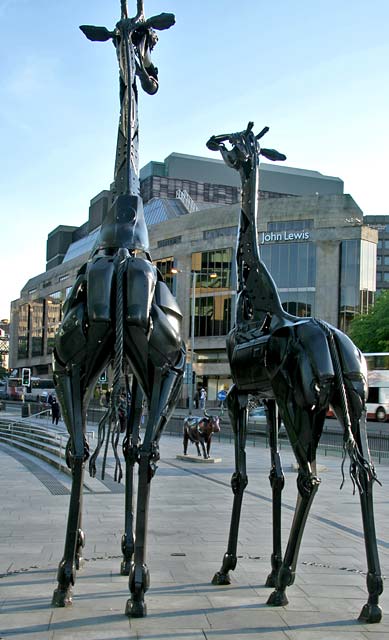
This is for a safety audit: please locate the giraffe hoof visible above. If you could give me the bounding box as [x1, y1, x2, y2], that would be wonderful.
[267, 589, 288, 607]
[120, 560, 131, 576]
[265, 571, 277, 588]
[52, 587, 73, 607]
[212, 571, 231, 586]
[358, 603, 382, 624]
[125, 598, 147, 618]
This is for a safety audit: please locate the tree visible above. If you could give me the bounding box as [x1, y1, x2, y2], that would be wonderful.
[347, 290, 389, 352]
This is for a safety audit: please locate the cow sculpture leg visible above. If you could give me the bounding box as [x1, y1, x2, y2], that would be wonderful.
[212, 386, 248, 585]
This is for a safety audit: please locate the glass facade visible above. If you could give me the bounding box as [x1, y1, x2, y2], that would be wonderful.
[261, 242, 316, 317]
[339, 239, 376, 331]
[17, 304, 30, 359]
[191, 248, 233, 337]
[46, 291, 65, 355]
[31, 299, 45, 357]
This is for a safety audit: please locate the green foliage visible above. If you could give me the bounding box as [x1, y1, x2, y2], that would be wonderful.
[348, 290, 389, 352]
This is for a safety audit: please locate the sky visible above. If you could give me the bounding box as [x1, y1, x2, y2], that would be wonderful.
[0, 0, 388, 320]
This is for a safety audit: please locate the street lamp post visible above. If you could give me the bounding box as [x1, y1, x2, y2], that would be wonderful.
[189, 270, 197, 415]
[171, 268, 217, 415]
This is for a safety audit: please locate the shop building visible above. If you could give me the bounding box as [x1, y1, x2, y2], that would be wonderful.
[9, 153, 377, 404]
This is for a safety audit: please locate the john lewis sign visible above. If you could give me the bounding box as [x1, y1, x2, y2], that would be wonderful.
[260, 230, 310, 244]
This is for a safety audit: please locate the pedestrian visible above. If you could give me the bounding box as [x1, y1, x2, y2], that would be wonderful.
[118, 393, 127, 433]
[200, 387, 207, 410]
[51, 397, 60, 425]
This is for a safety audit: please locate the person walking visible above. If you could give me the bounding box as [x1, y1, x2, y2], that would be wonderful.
[51, 397, 60, 425]
[199, 387, 207, 410]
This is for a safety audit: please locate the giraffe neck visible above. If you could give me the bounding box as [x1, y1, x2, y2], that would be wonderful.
[113, 20, 140, 198]
[93, 17, 149, 255]
[236, 158, 286, 324]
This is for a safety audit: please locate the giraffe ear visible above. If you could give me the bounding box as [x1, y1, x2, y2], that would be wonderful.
[261, 148, 287, 162]
[145, 13, 175, 30]
[80, 25, 114, 42]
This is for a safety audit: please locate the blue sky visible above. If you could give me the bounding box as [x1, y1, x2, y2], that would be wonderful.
[1, 0, 388, 320]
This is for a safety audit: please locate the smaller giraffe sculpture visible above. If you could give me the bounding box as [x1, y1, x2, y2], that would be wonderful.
[206, 122, 383, 623]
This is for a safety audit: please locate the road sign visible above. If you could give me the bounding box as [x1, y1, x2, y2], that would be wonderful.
[217, 390, 227, 402]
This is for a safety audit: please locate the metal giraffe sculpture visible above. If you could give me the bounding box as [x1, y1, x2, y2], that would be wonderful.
[207, 122, 383, 624]
[51, 0, 185, 618]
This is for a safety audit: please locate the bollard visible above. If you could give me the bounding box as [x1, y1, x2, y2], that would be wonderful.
[21, 404, 31, 418]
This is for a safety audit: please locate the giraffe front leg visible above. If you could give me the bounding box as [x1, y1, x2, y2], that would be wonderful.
[125, 449, 153, 618]
[212, 386, 248, 586]
[52, 457, 85, 607]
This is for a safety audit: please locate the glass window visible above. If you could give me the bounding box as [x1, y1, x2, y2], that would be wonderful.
[46, 292, 65, 355]
[154, 257, 175, 293]
[377, 255, 382, 266]
[203, 226, 238, 240]
[31, 299, 45, 357]
[17, 304, 30, 359]
[192, 248, 233, 289]
[279, 291, 315, 318]
[190, 249, 234, 337]
[193, 295, 232, 337]
[378, 240, 383, 249]
[157, 236, 181, 248]
[385, 240, 389, 249]
[384, 256, 389, 266]
[339, 240, 376, 331]
[339, 240, 359, 331]
[268, 219, 313, 232]
[384, 272, 389, 282]
[360, 240, 376, 292]
[261, 242, 316, 289]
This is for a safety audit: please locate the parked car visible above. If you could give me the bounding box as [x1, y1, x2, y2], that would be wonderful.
[248, 406, 267, 423]
[248, 406, 285, 432]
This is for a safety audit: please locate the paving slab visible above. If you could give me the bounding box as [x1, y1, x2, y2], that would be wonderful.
[0, 433, 388, 640]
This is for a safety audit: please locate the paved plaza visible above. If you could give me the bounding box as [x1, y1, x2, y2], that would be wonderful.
[0, 427, 388, 639]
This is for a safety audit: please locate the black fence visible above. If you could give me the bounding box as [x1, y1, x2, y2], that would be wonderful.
[163, 417, 389, 466]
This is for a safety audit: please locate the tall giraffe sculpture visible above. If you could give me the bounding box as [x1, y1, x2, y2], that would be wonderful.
[206, 122, 383, 623]
[51, 0, 185, 618]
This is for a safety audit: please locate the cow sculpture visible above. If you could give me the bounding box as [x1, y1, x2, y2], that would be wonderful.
[183, 413, 221, 459]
